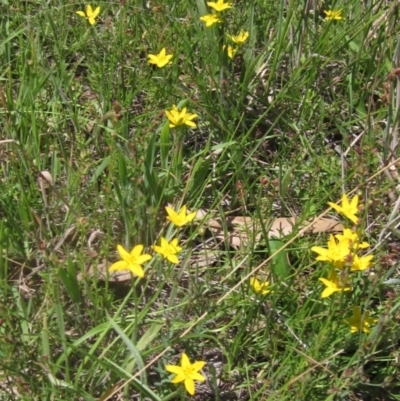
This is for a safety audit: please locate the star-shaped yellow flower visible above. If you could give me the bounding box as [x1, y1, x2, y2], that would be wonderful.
[345, 306, 377, 333]
[165, 205, 196, 227]
[165, 353, 206, 396]
[311, 234, 350, 269]
[165, 105, 198, 128]
[328, 194, 359, 224]
[335, 229, 369, 250]
[318, 269, 351, 298]
[148, 48, 173, 68]
[152, 237, 182, 264]
[223, 45, 237, 59]
[200, 14, 221, 27]
[109, 244, 152, 277]
[250, 277, 271, 295]
[324, 9, 343, 20]
[227, 31, 249, 44]
[350, 254, 373, 271]
[207, 0, 232, 12]
[76, 5, 100, 25]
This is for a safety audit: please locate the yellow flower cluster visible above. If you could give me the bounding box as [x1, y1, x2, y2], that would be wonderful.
[108, 205, 202, 394]
[200, 0, 232, 27]
[198, 1, 249, 60]
[74, 8, 204, 394]
[311, 194, 377, 333]
[109, 205, 196, 276]
[108, 205, 204, 394]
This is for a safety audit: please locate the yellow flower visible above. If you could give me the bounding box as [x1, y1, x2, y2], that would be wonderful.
[76, 5, 100, 25]
[335, 229, 369, 250]
[311, 234, 350, 269]
[350, 254, 373, 271]
[328, 194, 359, 224]
[207, 0, 232, 12]
[250, 277, 270, 295]
[318, 269, 351, 298]
[227, 31, 249, 44]
[166, 205, 196, 227]
[152, 237, 182, 264]
[223, 45, 237, 59]
[199, 14, 221, 27]
[345, 306, 377, 333]
[148, 48, 173, 68]
[165, 353, 206, 396]
[109, 244, 152, 277]
[165, 105, 198, 128]
[324, 9, 343, 20]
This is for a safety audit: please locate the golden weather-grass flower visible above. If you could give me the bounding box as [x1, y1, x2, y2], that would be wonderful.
[335, 228, 369, 250]
[165, 205, 196, 227]
[250, 277, 271, 295]
[227, 31, 249, 44]
[165, 353, 206, 396]
[152, 237, 182, 264]
[318, 269, 351, 298]
[350, 254, 373, 272]
[199, 14, 221, 27]
[109, 244, 152, 277]
[345, 306, 377, 333]
[148, 48, 173, 68]
[328, 194, 359, 224]
[223, 45, 237, 59]
[324, 9, 343, 20]
[311, 234, 350, 269]
[165, 105, 198, 128]
[207, 0, 232, 12]
[76, 5, 100, 25]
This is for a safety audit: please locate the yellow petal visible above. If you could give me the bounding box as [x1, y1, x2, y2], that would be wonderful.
[148, 55, 159, 63]
[171, 238, 179, 247]
[76, 11, 86, 17]
[109, 260, 128, 271]
[171, 374, 185, 383]
[186, 211, 196, 221]
[181, 353, 190, 368]
[191, 361, 206, 371]
[165, 365, 184, 375]
[130, 244, 144, 258]
[184, 378, 195, 395]
[319, 277, 335, 288]
[165, 109, 174, 120]
[321, 286, 336, 298]
[167, 254, 179, 264]
[92, 6, 101, 18]
[328, 201, 343, 214]
[185, 120, 197, 128]
[135, 254, 152, 264]
[190, 371, 206, 381]
[350, 194, 358, 208]
[117, 245, 130, 261]
[250, 277, 259, 287]
[127, 264, 144, 278]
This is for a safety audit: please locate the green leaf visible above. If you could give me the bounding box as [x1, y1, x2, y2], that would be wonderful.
[89, 156, 110, 184]
[268, 238, 291, 279]
[160, 120, 171, 171]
